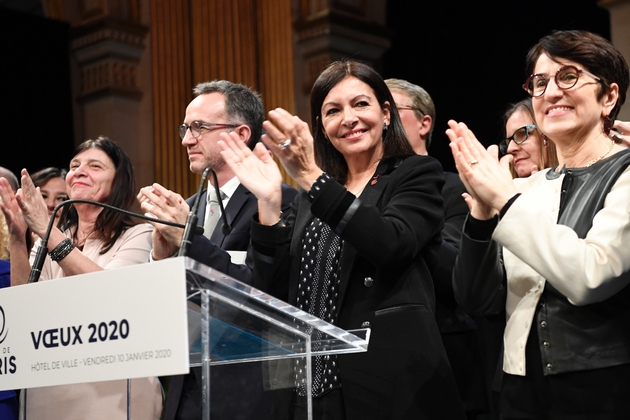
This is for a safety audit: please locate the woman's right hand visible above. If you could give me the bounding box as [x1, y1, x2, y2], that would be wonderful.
[219, 131, 284, 225]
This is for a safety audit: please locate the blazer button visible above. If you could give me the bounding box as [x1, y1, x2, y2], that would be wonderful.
[361, 321, 371, 328]
[364, 277, 374, 287]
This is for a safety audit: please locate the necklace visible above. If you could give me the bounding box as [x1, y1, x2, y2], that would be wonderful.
[586, 139, 615, 167]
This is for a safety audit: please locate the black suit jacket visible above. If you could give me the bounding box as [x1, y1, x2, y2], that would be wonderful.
[163, 182, 297, 420]
[251, 156, 466, 420]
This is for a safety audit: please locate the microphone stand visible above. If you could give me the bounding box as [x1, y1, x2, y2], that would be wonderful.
[28, 199, 202, 284]
[178, 167, 211, 257]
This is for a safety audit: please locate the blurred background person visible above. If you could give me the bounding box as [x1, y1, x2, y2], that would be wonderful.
[448, 30, 630, 419]
[0, 137, 161, 420]
[0, 203, 18, 420]
[386, 78, 488, 419]
[220, 60, 465, 420]
[500, 98, 558, 178]
[30, 167, 68, 223]
[0, 167, 18, 192]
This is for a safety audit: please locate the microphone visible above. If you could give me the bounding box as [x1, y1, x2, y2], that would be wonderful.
[28, 199, 203, 283]
[177, 167, 212, 257]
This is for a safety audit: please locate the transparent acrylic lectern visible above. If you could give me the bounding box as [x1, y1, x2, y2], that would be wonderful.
[183, 257, 370, 420]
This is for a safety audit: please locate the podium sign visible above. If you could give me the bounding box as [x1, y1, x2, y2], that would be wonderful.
[0, 258, 190, 391]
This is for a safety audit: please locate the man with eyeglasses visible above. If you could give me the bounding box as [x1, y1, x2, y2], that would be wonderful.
[138, 80, 297, 420]
[386, 79, 499, 420]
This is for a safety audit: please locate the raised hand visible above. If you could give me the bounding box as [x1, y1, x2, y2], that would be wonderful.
[446, 120, 517, 218]
[218, 131, 284, 225]
[612, 120, 630, 148]
[261, 108, 322, 191]
[137, 183, 187, 258]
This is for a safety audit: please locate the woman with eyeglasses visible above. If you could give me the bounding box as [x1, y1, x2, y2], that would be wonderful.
[448, 30, 630, 418]
[500, 99, 558, 178]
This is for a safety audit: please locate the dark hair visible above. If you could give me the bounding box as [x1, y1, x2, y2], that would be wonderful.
[310, 60, 414, 184]
[59, 136, 138, 254]
[525, 30, 629, 121]
[502, 98, 558, 177]
[30, 167, 68, 188]
[193, 80, 265, 149]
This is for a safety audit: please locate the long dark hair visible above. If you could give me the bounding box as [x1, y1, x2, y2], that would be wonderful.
[59, 137, 138, 254]
[310, 60, 414, 184]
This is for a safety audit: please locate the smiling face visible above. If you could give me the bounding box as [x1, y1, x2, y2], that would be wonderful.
[320, 76, 390, 161]
[532, 54, 610, 145]
[66, 148, 116, 203]
[39, 177, 68, 216]
[505, 109, 542, 178]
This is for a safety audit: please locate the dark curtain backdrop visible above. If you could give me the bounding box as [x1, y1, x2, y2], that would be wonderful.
[0, 8, 74, 180]
[383, 0, 610, 172]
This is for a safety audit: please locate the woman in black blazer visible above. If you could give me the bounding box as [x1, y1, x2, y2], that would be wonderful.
[218, 60, 465, 420]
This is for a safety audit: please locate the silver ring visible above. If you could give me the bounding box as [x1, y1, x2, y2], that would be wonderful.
[279, 139, 291, 150]
[470, 159, 479, 166]
[611, 130, 623, 143]
[235, 161, 242, 166]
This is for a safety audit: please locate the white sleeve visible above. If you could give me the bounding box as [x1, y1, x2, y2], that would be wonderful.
[493, 167, 630, 305]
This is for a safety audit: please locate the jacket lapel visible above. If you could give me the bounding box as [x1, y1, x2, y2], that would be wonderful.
[336, 158, 402, 311]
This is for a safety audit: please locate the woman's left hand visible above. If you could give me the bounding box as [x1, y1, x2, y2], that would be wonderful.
[262, 108, 323, 191]
[446, 120, 517, 215]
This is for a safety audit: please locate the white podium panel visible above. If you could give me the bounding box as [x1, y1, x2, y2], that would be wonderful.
[0, 258, 190, 391]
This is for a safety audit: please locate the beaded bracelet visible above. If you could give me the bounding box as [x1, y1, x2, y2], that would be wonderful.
[49, 238, 75, 262]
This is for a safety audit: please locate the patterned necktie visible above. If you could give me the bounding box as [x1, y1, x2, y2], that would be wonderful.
[203, 188, 226, 239]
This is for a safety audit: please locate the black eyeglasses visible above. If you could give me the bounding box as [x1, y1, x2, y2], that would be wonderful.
[396, 104, 426, 116]
[178, 121, 238, 140]
[500, 125, 536, 154]
[523, 65, 601, 97]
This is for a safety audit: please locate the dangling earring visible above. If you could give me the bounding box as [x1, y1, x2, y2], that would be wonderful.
[382, 122, 389, 132]
[541, 133, 549, 148]
[604, 115, 612, 134]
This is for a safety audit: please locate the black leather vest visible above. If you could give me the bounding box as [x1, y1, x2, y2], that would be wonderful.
[534, 149, 630, 375]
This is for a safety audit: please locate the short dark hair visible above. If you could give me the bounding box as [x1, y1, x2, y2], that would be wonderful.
[525, 30, 629, 121]
[193, 80, 265, 149]
[60, 136, 138, 254]
[30, 167, 68, 188]
[310, 60, 414, 184]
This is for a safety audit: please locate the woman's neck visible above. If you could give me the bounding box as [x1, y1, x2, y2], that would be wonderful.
[74, 204, 101, 243]
[344, 154, 381, 195]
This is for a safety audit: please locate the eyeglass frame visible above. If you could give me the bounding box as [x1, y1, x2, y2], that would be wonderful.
[522, 65, 602, 97]
[500, 124, 537, 154]
[395, 104, 426, 116]
[178, 121, 239, 140]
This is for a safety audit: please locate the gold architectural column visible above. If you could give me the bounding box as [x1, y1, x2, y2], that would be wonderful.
[151, 0, 297, 196]
[600, 0, 630, 120]
[43, 0, 153, 190]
